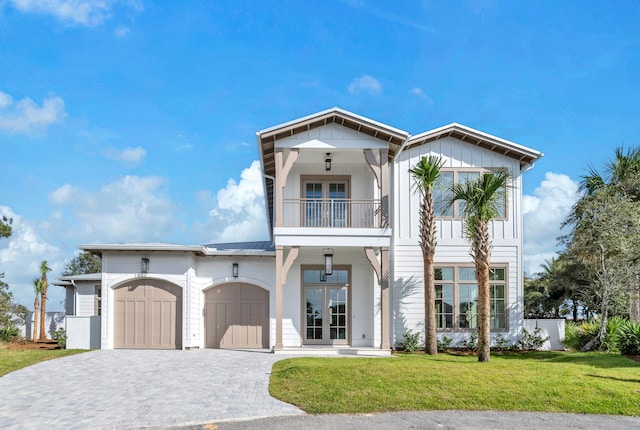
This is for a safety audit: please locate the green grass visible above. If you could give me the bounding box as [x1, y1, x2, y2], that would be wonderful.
[270, 352, 640, 416]
[0, 347, 86, 377]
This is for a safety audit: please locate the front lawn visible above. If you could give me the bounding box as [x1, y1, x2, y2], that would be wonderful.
[270, 352, 640, 416]
[0, 346, 85, 377]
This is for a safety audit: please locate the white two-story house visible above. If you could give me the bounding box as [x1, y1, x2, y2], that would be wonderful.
[63, 107, 542, 351]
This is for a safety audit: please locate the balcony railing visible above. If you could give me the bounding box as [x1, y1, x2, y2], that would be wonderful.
[282, 198, 381, 228]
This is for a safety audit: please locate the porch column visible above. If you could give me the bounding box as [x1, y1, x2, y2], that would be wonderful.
[365, 246, 391, 350]
[274, 148, 298, 227]
[380, 246, 390, 350]
[275, 245, 298, 350]
[364, 149, 390, 227]
[275, 246, 283, 349]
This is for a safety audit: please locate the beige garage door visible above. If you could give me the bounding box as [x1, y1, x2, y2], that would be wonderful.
[205, 283, 269, 349]
[114, 280, 182, 349]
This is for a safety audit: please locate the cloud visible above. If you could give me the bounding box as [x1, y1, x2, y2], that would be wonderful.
[195, 161, 269, 243]
[523, 172, 580, 276]
[0, 90, 66, 134]
[0, 206, 65, 310]
[48, 175, 177, 242]
[409, 87, 434, 104]
[348, 75, 382, 96]
[7, 0, 143, 26]
[114, 26, 129, 37]
[340, 0, 436, 33]
[103, 146, 146, 165]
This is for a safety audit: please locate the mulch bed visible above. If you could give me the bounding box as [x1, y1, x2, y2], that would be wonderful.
[3, 340, 60, 350]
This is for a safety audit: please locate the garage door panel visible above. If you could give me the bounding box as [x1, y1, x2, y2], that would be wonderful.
[205, 283, 268, 349]
[114, 281, 182, 349]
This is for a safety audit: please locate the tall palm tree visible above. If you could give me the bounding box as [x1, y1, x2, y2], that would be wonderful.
[409, 155, 445, 355]
[32, 278, 44, 342]
[38, 260, 51, 341]
[450, 170, 510, 362]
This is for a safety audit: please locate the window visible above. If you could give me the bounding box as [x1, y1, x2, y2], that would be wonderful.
[435, 266, 507, 330]
[433, 170, 506, 218]
[94, 286, 102, 316]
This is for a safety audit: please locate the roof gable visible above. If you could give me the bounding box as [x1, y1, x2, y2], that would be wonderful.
[404, 123, 543, 170]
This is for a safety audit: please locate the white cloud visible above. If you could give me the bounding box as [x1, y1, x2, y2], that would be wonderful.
[6, 0, 147, 26]
[0, 206, 65, 310]
[48, 175, 177, 242]
[114, 25, 130, 37]
[523, 172, 580, 276]
[348, 75, 382, 95]
[196, 161, 269, 243]
[409, 87, 434, 104]
[103, 146, 146, 165]
[0, 90, 66, 134]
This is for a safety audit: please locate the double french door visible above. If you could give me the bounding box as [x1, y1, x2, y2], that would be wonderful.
[303, 268, 350, 345]
[303, 178, 349, 227]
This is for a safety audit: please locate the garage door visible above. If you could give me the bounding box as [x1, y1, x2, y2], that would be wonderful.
[205, 283, 269, 349]
[114, 280, 182, 349]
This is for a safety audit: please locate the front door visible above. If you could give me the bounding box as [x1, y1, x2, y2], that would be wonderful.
[303, 268, 350, 345]
[303, 177, 349, 227]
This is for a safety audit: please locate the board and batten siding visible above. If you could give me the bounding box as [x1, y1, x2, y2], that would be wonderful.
[394, 136, 523, 242]
[391, 135, 525, 346]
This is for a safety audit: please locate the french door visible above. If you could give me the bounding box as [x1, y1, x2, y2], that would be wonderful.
[302, 267, 350, 345]
[303, 177, 349, 227]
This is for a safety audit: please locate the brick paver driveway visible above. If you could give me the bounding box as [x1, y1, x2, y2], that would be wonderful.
[0, 349, 303, 429]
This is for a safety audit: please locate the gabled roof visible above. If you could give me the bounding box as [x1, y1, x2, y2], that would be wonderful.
[403, 123, 543, 170]
[257, 107, 410, 234]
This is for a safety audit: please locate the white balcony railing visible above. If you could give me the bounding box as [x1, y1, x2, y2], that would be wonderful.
[282, 198, 381, 228]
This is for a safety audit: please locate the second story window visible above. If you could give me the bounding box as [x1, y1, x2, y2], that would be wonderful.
[434, 170, 506, 219]
[302, 177, 350, 227]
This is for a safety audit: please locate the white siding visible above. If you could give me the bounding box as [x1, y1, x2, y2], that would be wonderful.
[75, 283, 97, 317]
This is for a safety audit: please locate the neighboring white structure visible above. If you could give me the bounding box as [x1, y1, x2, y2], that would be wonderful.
[62, 108, 542, 351]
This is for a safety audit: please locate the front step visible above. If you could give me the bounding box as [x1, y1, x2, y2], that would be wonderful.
[274, 346, 392, 357]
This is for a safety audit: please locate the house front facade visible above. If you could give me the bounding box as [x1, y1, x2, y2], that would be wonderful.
[67, 107, 542, 351]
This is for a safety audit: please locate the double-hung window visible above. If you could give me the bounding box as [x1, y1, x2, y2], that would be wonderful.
[435, 266, 507, 330]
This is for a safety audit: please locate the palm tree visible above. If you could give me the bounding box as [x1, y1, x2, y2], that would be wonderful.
[450, 170, 510, 362]
[409, 155, 445, 355]
[38, 260, 51, 341]
[32, 278, 44, 342]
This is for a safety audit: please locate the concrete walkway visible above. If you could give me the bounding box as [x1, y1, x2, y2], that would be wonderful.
[0, 349, 303, 429]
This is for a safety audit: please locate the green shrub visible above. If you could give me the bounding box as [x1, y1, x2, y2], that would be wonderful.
[461, 332, 477, 350]
[615, 321, 640, 356]
[437, 336, 453, 352]
[563, 317, 625, 352]
[518, 328, 549, 350]
[53, 327, 67, 349]
[0, 324, 20, 342]
[493, 334, 514, 351]
[397, 330, 422, 353]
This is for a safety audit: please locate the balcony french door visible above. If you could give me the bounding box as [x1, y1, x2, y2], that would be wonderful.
[303, 178, 349, 227]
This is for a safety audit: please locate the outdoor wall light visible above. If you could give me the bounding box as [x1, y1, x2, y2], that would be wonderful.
[141, 258, 149, 274]
[232, 263, 239, 278]
[323, 248, 334, 276]
[325, 153, 332, 171]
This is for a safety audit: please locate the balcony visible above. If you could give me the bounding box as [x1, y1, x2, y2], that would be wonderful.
[282, 198, 381, 228]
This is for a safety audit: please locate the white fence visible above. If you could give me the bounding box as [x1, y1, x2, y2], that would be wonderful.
[66, 316, 101, 349]
[524, 319, 566, 350]
[21, 311, 66, 340]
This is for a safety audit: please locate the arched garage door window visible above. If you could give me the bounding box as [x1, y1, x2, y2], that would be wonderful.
[205, 283, 269, 349]
[114, 280, 182, 349]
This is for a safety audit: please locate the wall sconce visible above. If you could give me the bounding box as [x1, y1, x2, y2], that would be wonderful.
[323, 248, 334, 276]
[141, 258, 149, 274]
[324, 153, 332, 171]
[232, 263, 239, 278]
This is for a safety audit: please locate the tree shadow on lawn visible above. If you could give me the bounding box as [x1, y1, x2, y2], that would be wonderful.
[494, 351, 640, 369]
[587, 373, 640, 384]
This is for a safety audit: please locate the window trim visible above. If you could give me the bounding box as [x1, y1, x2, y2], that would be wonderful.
[434, 264, 509, 332]
[434, 168, 509, 220]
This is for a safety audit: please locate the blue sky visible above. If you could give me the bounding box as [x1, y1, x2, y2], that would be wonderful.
[1, 0, 639, 310]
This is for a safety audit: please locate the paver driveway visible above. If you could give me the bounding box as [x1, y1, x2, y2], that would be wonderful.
[0, 349, 304, 429]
